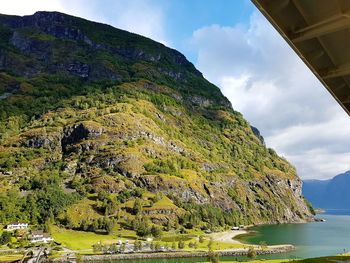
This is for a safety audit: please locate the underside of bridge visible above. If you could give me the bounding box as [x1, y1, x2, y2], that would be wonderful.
[252, 0, 350, 116]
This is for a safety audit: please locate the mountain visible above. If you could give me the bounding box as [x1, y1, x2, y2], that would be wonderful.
[0, 11, 312, 232]
[303, 171, 350, 210]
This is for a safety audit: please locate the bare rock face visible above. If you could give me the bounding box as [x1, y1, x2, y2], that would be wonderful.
[21, 129, 62, 151]
[65, 62, 90, 78]
[61, 122, 103, 152]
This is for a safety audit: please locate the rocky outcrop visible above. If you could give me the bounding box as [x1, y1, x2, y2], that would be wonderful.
[250, 126, 265, 145]
[61, 122, 103, 152]
[21, 129, 62, 151]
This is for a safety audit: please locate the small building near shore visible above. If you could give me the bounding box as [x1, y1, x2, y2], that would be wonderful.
[6, 222, 29, 231]
[30, 230, 54, 243]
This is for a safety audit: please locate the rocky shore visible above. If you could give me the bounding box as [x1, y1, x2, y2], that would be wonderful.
[51, 245, 295, 262]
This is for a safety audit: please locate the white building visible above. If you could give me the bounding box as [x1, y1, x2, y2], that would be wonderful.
[6, 222, 29, 231]
[30, 230, 54, 243]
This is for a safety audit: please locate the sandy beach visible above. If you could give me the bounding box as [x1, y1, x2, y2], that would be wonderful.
[208, 230, 248, 244]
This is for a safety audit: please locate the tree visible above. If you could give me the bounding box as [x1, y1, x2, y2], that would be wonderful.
[259, 240, 267, 250]
[154, 242, 161, 251]
[208, 250, 220, 263]
[208, 237, 214, 251]
[0, 232, 11, 245]
[178, 240, 185, 249]
[151, 225, 162, 238]
[165, 220, 172, 231]
[171, 242, 177, 250]
[92, 242, 102, 253]
[134, 217, 151, 237]
[120, 242, 126, 253]
[207, 237, 219, 263]
[133, 198, 143, 215]
[247, 247, 257, 260]
[106, 218, 116, 234]
[199, 235, 205, 243]
[134, 240, 142, 252]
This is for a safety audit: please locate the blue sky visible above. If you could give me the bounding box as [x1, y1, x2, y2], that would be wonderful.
[2, 0, 350, 179]
[157, 0, 254, 60]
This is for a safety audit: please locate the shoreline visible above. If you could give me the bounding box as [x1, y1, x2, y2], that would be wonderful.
[58, 245, 295, 262]
[50, 229, 296, 262]
[208, 229, 248, 244]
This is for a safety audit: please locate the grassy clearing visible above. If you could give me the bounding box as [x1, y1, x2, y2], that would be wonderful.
[50, 225, 136, 250]
[151, 195, 177, 210]
[0, 254, 23, 262]
[51, 223, 247, 252]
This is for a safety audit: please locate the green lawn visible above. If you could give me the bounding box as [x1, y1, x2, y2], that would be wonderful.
[194, 239, 247, 250]
[0, 254, 24, 262]
[51, 224, 248, 252]
[50, 225, 136, 250]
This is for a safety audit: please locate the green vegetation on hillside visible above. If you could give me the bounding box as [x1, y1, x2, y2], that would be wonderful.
[0, 11, 312, 247]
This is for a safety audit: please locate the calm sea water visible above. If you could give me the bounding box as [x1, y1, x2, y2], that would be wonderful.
[108, 213, 350, 262]
[237, 213, 350, 259]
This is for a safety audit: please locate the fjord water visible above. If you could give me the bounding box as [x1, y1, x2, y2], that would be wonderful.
[114, 214, 350, 263]
[237, 214, 350, 259]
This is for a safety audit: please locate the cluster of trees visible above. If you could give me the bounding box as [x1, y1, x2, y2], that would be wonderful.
[0, 230, 36, 248]
[67, 217, 117, 234]
[131, 216, 162, 238]
[174, 200, 246, 230]
[143, 156, 197, 178]
[116, 188, 144, 203]
[92, 242, 126, 254]
[0, 148, 48, 169]
[0, 187, 80, 225]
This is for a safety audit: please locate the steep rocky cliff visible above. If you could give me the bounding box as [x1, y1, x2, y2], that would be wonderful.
[0, 12, 312, 230]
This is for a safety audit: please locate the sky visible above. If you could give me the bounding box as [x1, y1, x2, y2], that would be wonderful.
[1, 0, 350, 180]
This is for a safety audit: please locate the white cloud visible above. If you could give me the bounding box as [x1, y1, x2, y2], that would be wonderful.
[190, 12, 350, 179]
[0, 0, 169, 45]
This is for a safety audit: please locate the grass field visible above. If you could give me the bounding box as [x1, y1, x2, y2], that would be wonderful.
[193, 238, 247, 250]
[50, 225, 137, 250]
[0, 254, 24, 262]
[50, 224, 247, 252]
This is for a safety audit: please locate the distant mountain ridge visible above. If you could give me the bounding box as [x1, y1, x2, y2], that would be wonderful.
[303, 171, 350, 209]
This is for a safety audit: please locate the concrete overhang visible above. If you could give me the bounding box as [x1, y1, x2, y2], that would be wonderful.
[252, 0, 350, 116]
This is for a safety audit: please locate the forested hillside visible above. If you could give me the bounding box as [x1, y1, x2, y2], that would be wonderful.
[0, 11, 312, 235]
